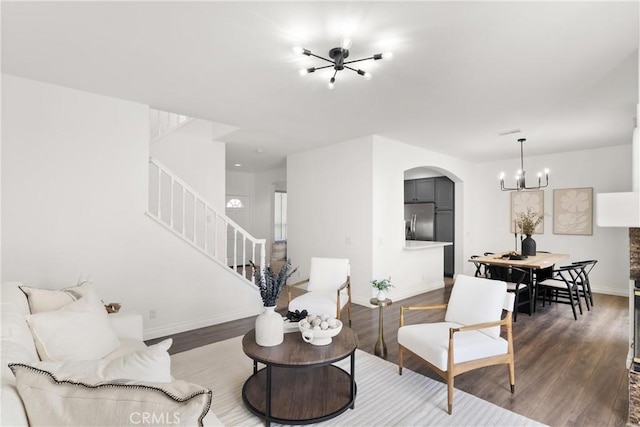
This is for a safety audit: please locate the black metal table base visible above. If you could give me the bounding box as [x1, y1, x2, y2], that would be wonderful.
[242, 355, 356, 426]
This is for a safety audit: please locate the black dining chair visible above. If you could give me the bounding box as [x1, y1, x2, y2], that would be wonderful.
[537, 264, 583, 320]
[470, 252, 495, 278]
[486, 265, 532, 322]
[571, 260, 597, 310]
[470, 255, 486, 277]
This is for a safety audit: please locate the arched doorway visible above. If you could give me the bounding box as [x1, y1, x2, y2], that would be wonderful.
[404, 167, 456, 277]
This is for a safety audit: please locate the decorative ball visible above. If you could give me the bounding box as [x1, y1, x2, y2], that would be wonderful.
[320, 321, 329, 330]
[299, 320, 310, 328]
[312, 325, 321, 330]
[327, 318, 338, 328]
[311, 318, 322, 327]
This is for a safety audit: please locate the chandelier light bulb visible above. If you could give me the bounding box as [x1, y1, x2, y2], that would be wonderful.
[299, 69, 308, 76]
[292, 46, 304, 55]
[382, 51, 394, 60]
[341, 38, 352, 49]
[544, 168, 550, 174]
[328, 77, 335, 89]
[364, 71, 372, 80]
[499, 172, 505, 180]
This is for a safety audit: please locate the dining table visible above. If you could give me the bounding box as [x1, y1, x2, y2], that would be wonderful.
[469, 251, 569, 313]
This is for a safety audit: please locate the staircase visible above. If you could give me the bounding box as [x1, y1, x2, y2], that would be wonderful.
[146, 113, 266, 286]
[149, 109, 194, 142]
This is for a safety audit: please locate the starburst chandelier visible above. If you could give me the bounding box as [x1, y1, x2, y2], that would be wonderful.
[293, 39, 392, 89]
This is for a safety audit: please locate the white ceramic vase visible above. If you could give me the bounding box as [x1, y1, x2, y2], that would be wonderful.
[377, 290, 387, 301]
[255, 305, 284, 347]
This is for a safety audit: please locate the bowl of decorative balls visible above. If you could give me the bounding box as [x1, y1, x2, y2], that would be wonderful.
[298, 314, 343, 346]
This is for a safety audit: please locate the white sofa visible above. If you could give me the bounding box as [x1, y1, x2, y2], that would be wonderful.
[1, 281, 221, 426]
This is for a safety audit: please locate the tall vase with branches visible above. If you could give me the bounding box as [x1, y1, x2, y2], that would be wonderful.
[250, 260, 297, 347]
[516, 208, 543, 256]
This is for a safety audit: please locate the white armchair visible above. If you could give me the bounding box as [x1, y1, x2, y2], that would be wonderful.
[287, 257, 351, 326]
[398, 274, 515, 414]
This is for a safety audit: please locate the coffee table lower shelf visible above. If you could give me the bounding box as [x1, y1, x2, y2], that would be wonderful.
[242, 364, 356, 425]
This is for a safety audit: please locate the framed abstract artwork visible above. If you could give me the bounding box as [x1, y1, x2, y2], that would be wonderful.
[553, 187, 593, 235]
[510, 190, 544, 234]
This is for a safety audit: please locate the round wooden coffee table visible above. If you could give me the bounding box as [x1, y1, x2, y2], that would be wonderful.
[242, 327, 358, 426]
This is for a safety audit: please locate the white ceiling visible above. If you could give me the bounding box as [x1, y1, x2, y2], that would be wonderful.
[2, 1, 638, 173]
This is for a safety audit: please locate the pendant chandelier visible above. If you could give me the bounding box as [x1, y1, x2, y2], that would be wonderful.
[499, 138, 549, 191]
[293, 39, 392, 89]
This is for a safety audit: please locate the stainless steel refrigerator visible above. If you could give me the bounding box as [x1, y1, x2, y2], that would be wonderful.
[404, 203, 435, 241]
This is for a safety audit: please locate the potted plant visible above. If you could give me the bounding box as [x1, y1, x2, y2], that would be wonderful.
[250, 260, 297, 347]
[371, 277, 393, 301]
[516, 208, 543, 256]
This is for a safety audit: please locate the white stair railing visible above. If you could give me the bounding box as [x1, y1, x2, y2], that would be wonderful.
[149, 109, 194, 142]
[146, 157, 266, 285]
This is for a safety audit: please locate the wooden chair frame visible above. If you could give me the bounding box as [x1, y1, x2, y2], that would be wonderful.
[398, 303, 514, 415]
[288, 275, 352, 327]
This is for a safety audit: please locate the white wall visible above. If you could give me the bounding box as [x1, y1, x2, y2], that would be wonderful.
[1, 75, 262, 339]
[150, 120, 226, 212]
[287, 136, 374, 303]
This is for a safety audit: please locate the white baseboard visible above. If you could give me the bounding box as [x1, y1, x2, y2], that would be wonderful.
[143, 307, 261, 340]
[591, 285, 629, 297]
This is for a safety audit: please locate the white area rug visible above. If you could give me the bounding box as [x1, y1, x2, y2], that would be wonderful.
[171, 335, 544, 427]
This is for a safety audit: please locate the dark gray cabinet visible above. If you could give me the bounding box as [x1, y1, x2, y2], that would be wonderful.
[435, 177, 454, 277]
[435, 210, 454, 277]
[404, 178, 435, 203]
[435, 177, 454, 210]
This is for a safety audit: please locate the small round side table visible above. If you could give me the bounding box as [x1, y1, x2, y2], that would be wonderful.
[370, 297, 392, 359]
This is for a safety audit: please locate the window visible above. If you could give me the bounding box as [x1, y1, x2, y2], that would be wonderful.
[274, 191, 287, 241]
[226, 198, 244, 209]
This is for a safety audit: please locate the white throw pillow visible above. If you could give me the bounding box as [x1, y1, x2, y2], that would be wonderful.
[32, 339, 173, 383]
[25, 296, 120, 361]
[19, 281, 96, 313]
[9, 363, 211, 427]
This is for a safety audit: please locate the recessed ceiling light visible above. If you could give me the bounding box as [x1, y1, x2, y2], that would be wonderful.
[234, 163, 242, 167]
[255, 149, 264, 153]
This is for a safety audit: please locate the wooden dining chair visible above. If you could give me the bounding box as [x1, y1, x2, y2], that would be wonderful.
[398, 274, 515, 414]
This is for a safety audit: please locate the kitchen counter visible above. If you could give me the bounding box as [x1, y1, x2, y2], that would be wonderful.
[404, 240, 453, 250]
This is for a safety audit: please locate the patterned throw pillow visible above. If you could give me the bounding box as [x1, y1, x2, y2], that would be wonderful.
[9, 363, 212, 427]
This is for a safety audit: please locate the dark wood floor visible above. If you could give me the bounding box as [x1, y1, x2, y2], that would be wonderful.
[147, 280, 630, 427]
